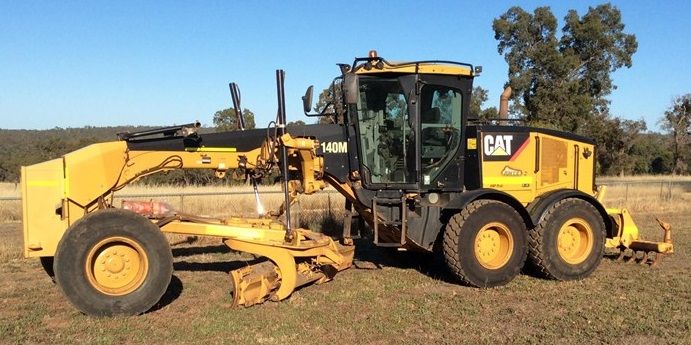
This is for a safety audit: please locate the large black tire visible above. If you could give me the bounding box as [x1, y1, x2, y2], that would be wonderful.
[527, 198, 605, 280]
[54, 209, 173, 316]
[442, 200, 527, 288]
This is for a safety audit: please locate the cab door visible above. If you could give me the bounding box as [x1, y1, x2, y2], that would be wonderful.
[354, 75, 418, 191]
[415, 75, 469, 191]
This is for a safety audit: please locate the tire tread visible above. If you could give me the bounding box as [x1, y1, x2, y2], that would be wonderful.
[442, 200, 527, 287]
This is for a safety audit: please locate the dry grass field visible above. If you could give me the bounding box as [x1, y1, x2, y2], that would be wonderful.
[0, 178, 689, 344]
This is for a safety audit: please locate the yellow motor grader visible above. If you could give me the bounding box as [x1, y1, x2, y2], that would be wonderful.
[21, 52, 673, 316]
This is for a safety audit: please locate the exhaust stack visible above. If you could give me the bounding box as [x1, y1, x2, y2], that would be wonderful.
[499, 86, 512, 123]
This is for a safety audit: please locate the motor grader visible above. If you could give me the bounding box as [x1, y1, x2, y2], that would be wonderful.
[21, 51, 673, 316]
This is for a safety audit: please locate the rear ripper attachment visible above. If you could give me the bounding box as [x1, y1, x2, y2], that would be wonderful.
[606, 211, 674, 266]
[597, 187, 674, 267]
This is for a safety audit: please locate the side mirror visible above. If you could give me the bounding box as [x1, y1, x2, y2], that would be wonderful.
[302, 85, 314, 114]
[343, 73, 358, 104]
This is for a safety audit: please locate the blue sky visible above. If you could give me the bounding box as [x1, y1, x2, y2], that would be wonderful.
[0, 1, 688, 131]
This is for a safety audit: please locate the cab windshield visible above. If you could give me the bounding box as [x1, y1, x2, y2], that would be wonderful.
[355, 76, 463, 187]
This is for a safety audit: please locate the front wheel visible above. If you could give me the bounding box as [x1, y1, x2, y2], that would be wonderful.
[442, 200, 528, 288]
[54, 209, 173, 316]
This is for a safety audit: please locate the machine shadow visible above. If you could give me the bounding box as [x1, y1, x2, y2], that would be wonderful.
[171, 243, 266, 273]
[149, 245, 266, 311]
[171, 244, 231, 257]
[148, 275, 183, 313]
[350, 237, 460, 285]
[312, 215, 461, 285]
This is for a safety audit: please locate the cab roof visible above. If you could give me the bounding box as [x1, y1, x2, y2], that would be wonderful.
[355, 61, 474, 77]
[349, 51, 475, 77]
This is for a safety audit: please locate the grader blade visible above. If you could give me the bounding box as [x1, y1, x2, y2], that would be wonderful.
[229, 261, 281, 307]
[605, 209, 674, 267]
[157, 217, 354, 308]
[224, 229, 354, 307]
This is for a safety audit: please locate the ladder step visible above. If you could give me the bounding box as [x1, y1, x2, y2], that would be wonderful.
[372, 196, 407, 247]
[374, 242, 402, 248]
[373, 198, 403, 204]
[381, 221, 402, 226]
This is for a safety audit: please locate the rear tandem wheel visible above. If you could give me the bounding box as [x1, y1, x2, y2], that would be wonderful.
[527, 198, 605, 280]
[442, 200, 528, 288]
[54, 209, 173, 316]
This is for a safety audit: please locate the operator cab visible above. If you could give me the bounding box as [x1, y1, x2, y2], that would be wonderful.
[345, 51, 477, 192]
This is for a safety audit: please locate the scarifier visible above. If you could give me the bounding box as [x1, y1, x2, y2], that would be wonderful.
[21, 51, 673, 316]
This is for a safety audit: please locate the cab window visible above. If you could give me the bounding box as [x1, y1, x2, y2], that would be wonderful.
[420, 86, 462, 185]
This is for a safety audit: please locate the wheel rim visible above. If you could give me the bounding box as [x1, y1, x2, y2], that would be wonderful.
[474, 222, 514, 270]
[85, 236, 148, 296]
[557, 218, 594, 264]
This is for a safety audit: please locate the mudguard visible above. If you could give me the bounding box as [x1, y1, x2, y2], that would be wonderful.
[526, 189, 613, 237]
[444, 188, 534, 229]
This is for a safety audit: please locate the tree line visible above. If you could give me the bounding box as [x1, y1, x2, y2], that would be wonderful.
[487, 4, 689, 175]
[0, 3, 687, 185]
[310, 3, 689, 176]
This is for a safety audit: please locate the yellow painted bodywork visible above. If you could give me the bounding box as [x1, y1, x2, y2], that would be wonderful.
[21, 159, 68, 257]
[479, 133, 672, 256]
[20, 131, 350, 306]
[21, 142, 262, 257]
[20, 133, 322, 258]
[480, 132, 596, 205]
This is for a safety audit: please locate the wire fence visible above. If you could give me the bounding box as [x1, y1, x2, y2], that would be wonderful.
[1, 180, 689, 205]
[596, 180, 691, 202]
[0, 189, 346, 221]
[0, 190, 343, 201]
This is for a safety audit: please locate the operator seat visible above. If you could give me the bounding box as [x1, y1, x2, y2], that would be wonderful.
[421, 107, 444, 146]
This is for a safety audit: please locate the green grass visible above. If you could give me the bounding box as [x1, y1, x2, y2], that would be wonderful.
[1, 177, 690, 344]
[1, 211, 690, 344]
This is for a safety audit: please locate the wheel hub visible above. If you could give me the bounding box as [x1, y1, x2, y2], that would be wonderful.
[85, 237, 148, 296]
[474, 222, 513, 270]
[476, 231, 500, 260]
[557, 218, 593, 264]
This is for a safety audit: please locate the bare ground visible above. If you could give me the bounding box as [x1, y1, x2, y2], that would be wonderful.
[0, 211, 689, 345]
